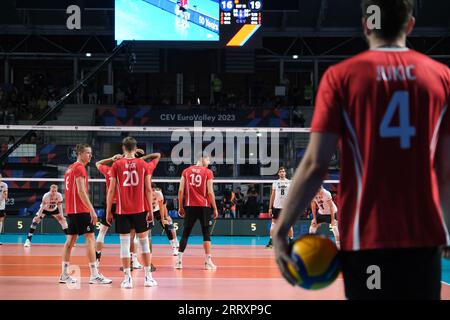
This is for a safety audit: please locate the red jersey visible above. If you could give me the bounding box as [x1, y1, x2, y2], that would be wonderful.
[180, 0, 188, 8]
[143, 159, 159, 211]
[64, 162, 90, 214]
[311, 48, 450, 251]
[146, 159, 159, 176]
[110, 157, 150, 215]
[182, 165, 214, 207]
[97, 164, 117, 204]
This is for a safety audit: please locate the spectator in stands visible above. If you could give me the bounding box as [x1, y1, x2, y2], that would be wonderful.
[37, 95, 48, 114]
[234, 187, 245, 218]
[7, 136, 15, 145]
[222, 189, 236, 219]
[293, 107, 306, 127]
[48, 95, 57, 109]
[244, 186, 259, 218]
[88, 83, 98, 104]
[211, 74, 222, 107]
[28, 132, 38, 144]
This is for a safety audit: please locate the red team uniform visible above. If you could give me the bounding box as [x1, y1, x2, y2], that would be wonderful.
[110, 158, 151, 234]
[64, 162, 94, 235]
[143, 159, 158, 214]
[311, 48, 450, 299]
[311, 48, 450, 251]
[182, 165, 214, 208]
[98, 164, 117, 226]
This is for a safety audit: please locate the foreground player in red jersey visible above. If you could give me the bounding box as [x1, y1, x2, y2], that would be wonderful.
[60, 144, 112, 285]
[106, 137, 157, 289]
[176, 153, 219, 270]
[274, 0, 450, 299]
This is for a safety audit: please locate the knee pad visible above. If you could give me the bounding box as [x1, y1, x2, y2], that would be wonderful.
[139, 237, 150, 254]
[119, 234, 131, 259]
[202, 227, 211, 242]
[96, 227, 107, 244]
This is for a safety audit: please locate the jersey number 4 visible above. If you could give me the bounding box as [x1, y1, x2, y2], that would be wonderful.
[380, 91, 416, 149]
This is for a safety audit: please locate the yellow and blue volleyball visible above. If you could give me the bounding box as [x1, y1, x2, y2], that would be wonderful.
[287, 234, 340, 290]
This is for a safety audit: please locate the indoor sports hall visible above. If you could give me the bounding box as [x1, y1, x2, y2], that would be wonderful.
[0, 0, 450, 301]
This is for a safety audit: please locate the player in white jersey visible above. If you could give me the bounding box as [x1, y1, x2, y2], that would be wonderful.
[0, 173, 9, 245]
[266, 167, 294, 248]
[149, 183, 179, 256]
[24, 185, 68, 247]
[309, 185, 340, 249]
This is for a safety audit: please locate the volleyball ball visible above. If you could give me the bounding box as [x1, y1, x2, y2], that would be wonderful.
[287, 234, 340, 290]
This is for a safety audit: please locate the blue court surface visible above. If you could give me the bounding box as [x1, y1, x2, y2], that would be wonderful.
[115, 0, 220, 41]
[2, 234, 450, 284]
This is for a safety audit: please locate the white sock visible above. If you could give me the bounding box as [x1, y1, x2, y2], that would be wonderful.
[0, 221, 3, 234]
[206, 254, 212, 261]
[144, 266, 152, 277]
[89, 263, 99, 277]
[309, 226, 317, 234]
[123, 268, 131, 278]
[62, 261, 69, 275]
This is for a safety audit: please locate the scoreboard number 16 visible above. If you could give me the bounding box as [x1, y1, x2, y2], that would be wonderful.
[221, 0, 234, 11]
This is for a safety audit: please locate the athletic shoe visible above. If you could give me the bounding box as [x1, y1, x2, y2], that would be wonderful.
[144, 275, 158, 287]
[265, 239, 273, 249]
[89, 273, 112, 284]
[121, 277, 133, 289]
[24, 239, 31, 247]
[59, 273, 77, 284]
[204, 260, 217, 270]
[174, 259, 183, 269]
[172, 247, 179, 256]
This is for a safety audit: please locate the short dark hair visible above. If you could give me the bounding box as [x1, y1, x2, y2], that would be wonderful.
[362, 0, 414, 41]
[75, 143, 90, 155]
[278, 167, 286, 173]
[122, 136, 137, 152]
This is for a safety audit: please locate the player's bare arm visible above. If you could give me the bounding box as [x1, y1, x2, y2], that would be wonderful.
[311, 201, 317, 227]
[273, 132, 339, 285]
[144, 175, 154, 222]
[436, 132, 450, 258]
[207, 180, 218, 219]
[106, 177, 116, 225]
[95, 154, 122, 169]
[76, 176, 97, 225]
[178, 176, 185, 217]
[140, 152, 161, 163]
[268, 189, 275, 217]
[327, 199, 336, 225]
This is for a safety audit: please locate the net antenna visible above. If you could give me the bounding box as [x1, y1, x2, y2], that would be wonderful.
[0, 41, 132, 166]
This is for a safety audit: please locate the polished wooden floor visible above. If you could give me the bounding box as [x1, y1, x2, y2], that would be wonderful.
[1, 242, 449, 300]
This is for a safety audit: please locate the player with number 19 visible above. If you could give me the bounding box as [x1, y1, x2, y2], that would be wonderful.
[176, 153, 219, 270]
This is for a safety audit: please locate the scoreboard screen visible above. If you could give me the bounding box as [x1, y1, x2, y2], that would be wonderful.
[220, 0, 262, 26]
[115, 0, 262, 47]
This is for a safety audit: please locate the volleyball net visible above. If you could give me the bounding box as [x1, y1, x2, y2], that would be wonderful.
[0, 125, 339, 218]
